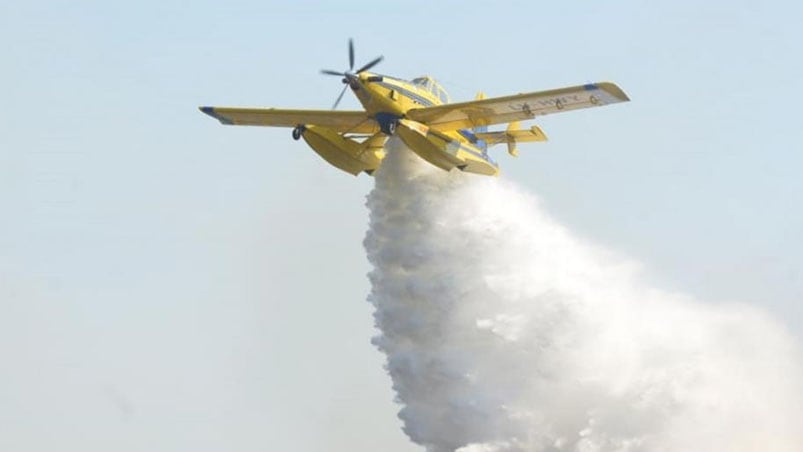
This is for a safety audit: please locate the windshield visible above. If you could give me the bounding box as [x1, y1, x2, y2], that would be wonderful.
[411, 76, 450, 103]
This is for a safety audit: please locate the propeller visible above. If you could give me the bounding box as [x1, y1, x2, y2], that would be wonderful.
[320, 39, 384, 109]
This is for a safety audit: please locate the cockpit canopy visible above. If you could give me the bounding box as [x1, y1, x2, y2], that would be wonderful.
[411, 75, 450, 104]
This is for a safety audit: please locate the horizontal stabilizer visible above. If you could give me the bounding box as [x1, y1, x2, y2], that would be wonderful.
[474, 122, 547, 156]
[475, 125, 546, 145]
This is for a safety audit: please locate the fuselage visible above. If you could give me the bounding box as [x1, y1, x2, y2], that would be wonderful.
[344, 71, 498, 175]
[201, 46, 629, 178]
[350, 72, 446, 115]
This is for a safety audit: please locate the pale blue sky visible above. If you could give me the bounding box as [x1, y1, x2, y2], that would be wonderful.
[2, 1, 802, 451]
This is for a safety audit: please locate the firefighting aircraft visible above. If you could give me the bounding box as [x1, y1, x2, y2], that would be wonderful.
[200, 40, 629, 176]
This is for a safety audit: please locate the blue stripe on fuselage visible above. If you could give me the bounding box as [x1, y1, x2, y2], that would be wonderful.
[457, 129, 488, 152]
[458, 129, 477, 142]
[375, 82, 435, 107]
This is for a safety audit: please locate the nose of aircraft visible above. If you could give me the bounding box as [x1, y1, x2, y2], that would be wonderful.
[343, 72, 361, 90]
[347, 72, 379, 89]
[357, 72, 383, 84]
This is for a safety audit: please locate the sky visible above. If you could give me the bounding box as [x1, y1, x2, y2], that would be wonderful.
[1, 1, 802, 451]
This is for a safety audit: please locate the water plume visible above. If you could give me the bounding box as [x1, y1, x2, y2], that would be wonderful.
[364, 140, 803, 451]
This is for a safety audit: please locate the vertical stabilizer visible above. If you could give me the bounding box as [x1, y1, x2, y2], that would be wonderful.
[506, 121, 521, 157]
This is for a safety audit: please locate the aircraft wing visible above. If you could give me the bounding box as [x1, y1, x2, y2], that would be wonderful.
[406, 82, 629, 131]
[199, 106, 380, 134]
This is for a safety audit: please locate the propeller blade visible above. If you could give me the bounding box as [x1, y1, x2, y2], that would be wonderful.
[321, 69, 345, 76]
[348, 38, 355, 71]
[331, 84, 348, 110]
[356, 55, 383, 74]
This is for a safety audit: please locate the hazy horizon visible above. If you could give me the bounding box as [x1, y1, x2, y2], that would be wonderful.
[2, 1, 802, 450]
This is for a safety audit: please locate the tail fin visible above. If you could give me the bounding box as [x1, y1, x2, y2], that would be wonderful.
[506, 122, 520, 157]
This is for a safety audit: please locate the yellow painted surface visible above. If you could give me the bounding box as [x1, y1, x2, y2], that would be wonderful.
[201, 70, 629, 176]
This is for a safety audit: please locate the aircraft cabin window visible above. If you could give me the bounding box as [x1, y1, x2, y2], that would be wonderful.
[438, 88, 448, 104]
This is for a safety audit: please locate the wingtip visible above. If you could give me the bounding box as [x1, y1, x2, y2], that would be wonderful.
[198, 106, 234, 125]
[598, 82, 630, 102]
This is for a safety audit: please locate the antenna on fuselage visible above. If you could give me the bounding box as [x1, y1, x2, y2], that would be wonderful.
[320, 38, 384, 110]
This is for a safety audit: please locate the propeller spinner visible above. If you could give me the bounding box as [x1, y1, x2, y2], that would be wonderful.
[320, 39, 383, 110]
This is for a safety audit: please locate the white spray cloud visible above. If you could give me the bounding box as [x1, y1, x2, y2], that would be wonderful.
[364, 140, 803, 452]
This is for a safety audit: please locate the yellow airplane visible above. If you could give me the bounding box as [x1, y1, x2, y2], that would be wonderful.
[200, 40, 629, 176]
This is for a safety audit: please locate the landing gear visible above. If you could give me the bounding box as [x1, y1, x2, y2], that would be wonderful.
[375, 112, 400, 136]
[292, 125, 305, 140]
